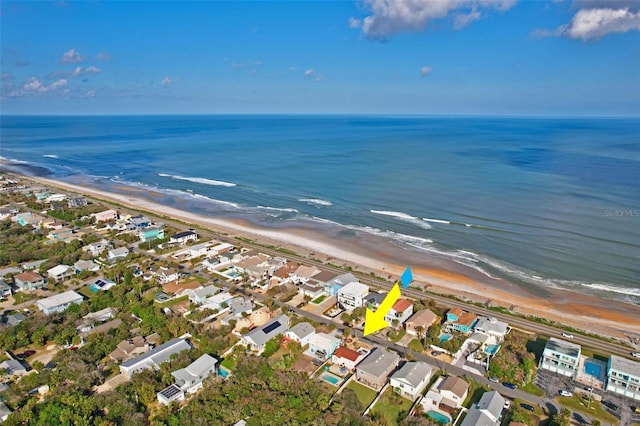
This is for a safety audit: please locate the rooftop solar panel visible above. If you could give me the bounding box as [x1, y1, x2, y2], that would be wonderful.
[262, 321, 281, 334]
[160, 385, 182, 398]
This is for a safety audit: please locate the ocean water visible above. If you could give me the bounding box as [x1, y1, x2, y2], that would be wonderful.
[1, 115, 639, 304]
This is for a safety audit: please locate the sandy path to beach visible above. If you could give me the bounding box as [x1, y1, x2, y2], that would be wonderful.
[23, 175, 640, 338]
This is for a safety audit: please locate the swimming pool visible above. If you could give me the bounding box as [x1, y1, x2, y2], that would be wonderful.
[217, 367, 230, 378]
[439, 333, 452, 342]
[584, 360, 602, 378]
[320, 372, 342, 386]
[427, 410, 451, 424]
[485, 344, 499, 355]
[88, 284, 99, 293]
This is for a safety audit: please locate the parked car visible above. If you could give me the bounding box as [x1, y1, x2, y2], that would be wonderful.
[503, 382, 517, 389]
[602, 401, 618, 411]
[631, 352, 640, 358]
[520, 403, 535, 412]
[559, 390, 573, 397]
[15, 353, 29, 360]
[431, 351, 442, 356]
[22, 350, 36, 357]
[561, 332, 574, 339]
[489, 377, 500, 383]
[503, 399, 511, 409]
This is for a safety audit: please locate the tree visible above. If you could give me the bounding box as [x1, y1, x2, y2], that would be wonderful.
[341, 312, 352, 324]
[415, 325, 425, 344]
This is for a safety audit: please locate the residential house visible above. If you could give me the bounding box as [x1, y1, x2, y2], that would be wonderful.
[74, 259, 100, 273]
[163, 280, 203, 299]
[77, 307, 116, 333]
[0, 207, 12, 220]
[83, 240, 112, 257]
[110, 336, 151, 362]
[45, 193, 66, 203]
[390, 361, 433, 400]
[538, 337, 581, 377]
[189, 286, 220, 305]
[170, 230, 198, 245]
[67, 197, 87, 208]
[284, 322, 316, 347]
[364, 291, 387, 311]
[119, 338, 192, 378]
[356, 347, 401, 390]
[198, 291, 234, 312]
[324, 272, 357, 296]
[107, 247, 129, 261]
[331, 346, 367, 372]
[460, 390, 505, 426]
[337, 281, 369, 311]
[140, 227, 164, 242]
[221, 297, 255, 326]
[89, 277, 116, 291]
[384, 298, 413, 327]
[202, 257, 221, 271]
[13, 271, 46, 291]
[47, 264, 72, 281]
[307, 333, 341, 361]
[171, 354, 218, 394]
[157, 267, 180, 284]
[0, 359, 27, 377]
[299, 280, 325, 299]
[0, 280, 12, 299]
[13, 212, 44, 228]
[242, 314, 290, 355]
[21, 259, 47, 271]
[291, 265, 321, 284]
[80, 319, 123, 337]
[446, 308, 478, 334]
[37, 290, 84, 315]
[47, 227, 81, 243]
[0, 267, 22, 278]
[0, 401, 12, 422]
[91, 209, 118, 222]
[406, 309, 439, 337]
[473, 317, 509, 341]
[422, 375, 469, 410]
[127, 216, 151, 230]
[606, 355, 640, 400]
[3, 312, 26, 327]
[157, 384, 185, 406]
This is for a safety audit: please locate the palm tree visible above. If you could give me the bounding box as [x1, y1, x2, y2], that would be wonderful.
[415, 325, 425, 345]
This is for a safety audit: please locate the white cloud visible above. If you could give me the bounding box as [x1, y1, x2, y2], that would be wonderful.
[86, 90, 96, 97]
[304, 69, 314, 77]
[1, 72, 13, 81]
[315, 73, 324, 81]
[355, 0, 516, 39]
[420, 66, 432, 76]
[533, 7, 640, 40]
[9, 77, 68, 97]
[85, 66, 101, 74]
[61, 48, 85, 64]
[161, 76, 177, 86]
[349, 17, 362, 28]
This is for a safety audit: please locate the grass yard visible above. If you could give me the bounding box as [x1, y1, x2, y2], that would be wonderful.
[77, 286, 97, 298]
[371, 389, 413, 425]
[346, 381, 378, 408]
[557, 396, 619, 425]
[521, 381, 546, 397]
[312, 295, 327, 304]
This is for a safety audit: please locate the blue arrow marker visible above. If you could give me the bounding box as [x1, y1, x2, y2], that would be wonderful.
[400, 267, 413, 288]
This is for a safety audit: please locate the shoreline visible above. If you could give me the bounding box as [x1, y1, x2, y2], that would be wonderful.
[4, 168, 640, 339]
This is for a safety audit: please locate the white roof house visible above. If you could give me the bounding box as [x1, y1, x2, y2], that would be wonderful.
[37, 290, 84, 315]
[120, 338, 192, 378]
[390, 361, 433, 400]
[474, 317, 509, 340]
[460, 390, 505, 426]
[171, 354, 218, 394]
[108, 247, 129, 260]
[284, 322, 316, 347]
[337, 281, 369, 311]
[47, 264, 72, 280]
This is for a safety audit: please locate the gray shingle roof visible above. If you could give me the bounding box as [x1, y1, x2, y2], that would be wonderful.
[244, 315, 290, 347]
[121, 338, 191, 369]
[391, 361, 433, 388]
[357, 348, 400, 377]
[545, 337, 581, 358]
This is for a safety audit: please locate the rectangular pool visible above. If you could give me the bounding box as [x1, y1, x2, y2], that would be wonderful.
[320, 372, 342, 386]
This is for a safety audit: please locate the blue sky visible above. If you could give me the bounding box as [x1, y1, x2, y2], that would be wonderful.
[1, 0, 639, 116]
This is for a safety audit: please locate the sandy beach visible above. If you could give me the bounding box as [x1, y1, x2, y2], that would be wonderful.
[6, 170, 640, 339]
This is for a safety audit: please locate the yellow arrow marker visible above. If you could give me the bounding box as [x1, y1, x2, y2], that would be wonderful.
[363, 282, 401, 336]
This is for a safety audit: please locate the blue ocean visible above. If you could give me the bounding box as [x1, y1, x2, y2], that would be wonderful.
[1, 115, 639, 303]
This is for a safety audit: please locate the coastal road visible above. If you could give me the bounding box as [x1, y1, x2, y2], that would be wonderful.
[18, 178, 635, 359]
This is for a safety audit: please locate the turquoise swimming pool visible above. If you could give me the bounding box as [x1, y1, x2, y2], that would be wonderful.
[584, 360, 602, 378]
[439, 333, 452, 342]
[427, 410, 451, 424]
[320, 372, 342, 386]
[485, 344, 499, 355]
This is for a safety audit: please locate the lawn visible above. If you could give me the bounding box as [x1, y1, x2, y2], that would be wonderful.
[557, 396, 619, 425]
[12, 292, 37, 304]
[312, 295, 327, 304]
[371, 389, 413, 425]
[77, 286, 97, 298]
[157, 294, 189, 307]
[463, 379, 489, 407]
[521, 381, 546, 397]
[346, 381, 378, 408]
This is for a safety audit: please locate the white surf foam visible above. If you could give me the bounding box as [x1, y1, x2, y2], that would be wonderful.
[158, 173, 236, 187]
[370, 210, 432, 230]
[43, 154, 59, 159]
[299, 198, 333, 206]
[257, 206, 299, 213]
[423, 217, 451, 224]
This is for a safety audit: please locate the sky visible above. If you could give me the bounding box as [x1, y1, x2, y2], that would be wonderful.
[0, 0, 639, 116]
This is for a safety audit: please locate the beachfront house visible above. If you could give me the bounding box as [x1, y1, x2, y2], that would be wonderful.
[422, 375, 469, 410]
[37, 290, 84, 315]
[91, 209, 118, 222]
[67, 197, 87, 208]
[241, 315, 290, 355]
[337, 281, 369, 311]
[47, 264, 72, 281]
[460, 391, 506, 426]
[356, 347, 400, 390]
[446, 308, 478, 333]
[606, 355, 640, 400]
[384, 298, 413, 327]
[107, 247, 129, 261]
[539, 337, 581, 377]
[291, 265, 321, 284]
[331, 346, 367, 372]
[306, 333, 340, 361]
[140, 227, 164, 242]
[119, 338, 192, 378]
[364, 291, 387, 311]
[127, 216, 151, 230]
[324, 272, 358, 296]
[299, 281, 325, 300]
[283, 322, 316, 347]
[170, 230, 198, 245]
[171, 353, 218, 394]
[390, 361, 433, 400]
[13, 271, 46, 291]
[405, 309, 439, 336]
[473, 317, 509, 341]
